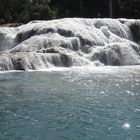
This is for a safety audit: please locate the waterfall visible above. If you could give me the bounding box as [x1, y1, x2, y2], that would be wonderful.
[0, 18, 140, 71]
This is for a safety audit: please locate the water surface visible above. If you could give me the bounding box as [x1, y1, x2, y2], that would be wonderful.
[0, 66, 140, 140]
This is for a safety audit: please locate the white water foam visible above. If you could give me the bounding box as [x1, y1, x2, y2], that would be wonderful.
[0, 18, 140, 71]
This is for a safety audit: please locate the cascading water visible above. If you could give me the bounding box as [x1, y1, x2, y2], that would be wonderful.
[0, 18, 140, 71]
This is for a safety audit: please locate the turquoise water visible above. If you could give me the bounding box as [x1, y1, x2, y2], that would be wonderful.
[0, 66, 140, 140]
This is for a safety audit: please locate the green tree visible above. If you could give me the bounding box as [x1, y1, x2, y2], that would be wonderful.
[0, 0, 14, 22]
[120, 0, 140, 18]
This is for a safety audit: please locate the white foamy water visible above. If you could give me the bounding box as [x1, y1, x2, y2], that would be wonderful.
[0, 18, 140, 71]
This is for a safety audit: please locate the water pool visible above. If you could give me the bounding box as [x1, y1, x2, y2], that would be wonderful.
[0, 66, 140, 140]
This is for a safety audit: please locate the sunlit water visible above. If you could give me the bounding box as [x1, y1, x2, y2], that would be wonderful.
[0, 66, 140, 140]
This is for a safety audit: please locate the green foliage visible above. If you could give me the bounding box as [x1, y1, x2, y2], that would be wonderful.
[120, 0, 140, 18]
[0, 0, 14, 22]
[0, 0, 56, 23]
[0, 0, 140, 24]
